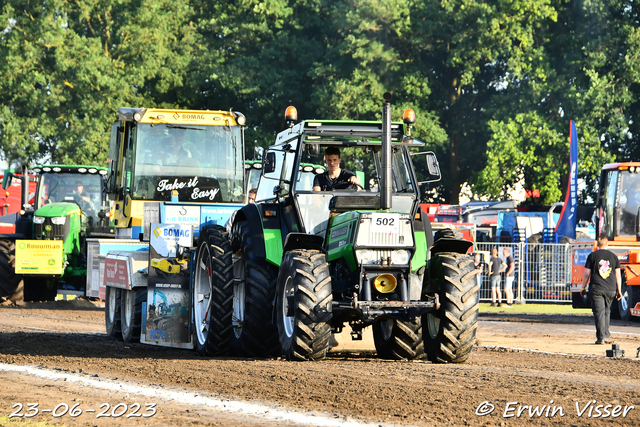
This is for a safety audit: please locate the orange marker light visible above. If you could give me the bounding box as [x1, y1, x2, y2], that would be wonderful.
[403, 109, 416, 124]
[285, 106, 298, 122]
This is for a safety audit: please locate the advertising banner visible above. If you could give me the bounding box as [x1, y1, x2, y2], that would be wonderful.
[15, 240, 63, 274]
[555, 120, 579, 239]
[141, 223, 192, 348]
[103, 255, 131, 290]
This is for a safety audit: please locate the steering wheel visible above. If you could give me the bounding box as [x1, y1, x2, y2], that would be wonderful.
[332, 181, 364, 191]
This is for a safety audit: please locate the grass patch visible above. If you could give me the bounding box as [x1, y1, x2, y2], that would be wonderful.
[479, 302, 592, 315]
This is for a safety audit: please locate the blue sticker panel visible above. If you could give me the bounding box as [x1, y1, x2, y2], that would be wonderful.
[158, 203, 243, 238]
[201, 205, 243, 231]
[574, 249, 591, 266]
[98, 242, 149, 254]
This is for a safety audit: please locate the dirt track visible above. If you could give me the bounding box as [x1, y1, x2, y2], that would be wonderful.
[1, 300, 640, 426]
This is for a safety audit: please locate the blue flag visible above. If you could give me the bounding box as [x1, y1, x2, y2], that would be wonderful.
[555, 120, 578, 239]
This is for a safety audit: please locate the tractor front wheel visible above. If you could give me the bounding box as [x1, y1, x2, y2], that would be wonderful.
[424, 252, 478, 363]
[0, 239, 24, 303]
[276, 249, 332, 361]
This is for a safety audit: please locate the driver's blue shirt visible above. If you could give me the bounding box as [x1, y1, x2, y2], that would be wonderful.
[313, 169, 355, 191]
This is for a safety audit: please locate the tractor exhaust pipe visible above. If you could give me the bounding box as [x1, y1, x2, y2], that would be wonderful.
[381, 93, 392, 210]
[21, 164, 30, 211]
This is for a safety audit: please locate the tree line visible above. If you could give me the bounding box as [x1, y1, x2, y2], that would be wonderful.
[1, 0, 638, 204]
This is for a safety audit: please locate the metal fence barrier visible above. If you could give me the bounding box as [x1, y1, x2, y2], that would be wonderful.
[474, 242, 573, 304]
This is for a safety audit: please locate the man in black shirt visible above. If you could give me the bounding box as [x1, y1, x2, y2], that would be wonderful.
[313, 147, 360, 191]
[581, 236, 623, 345]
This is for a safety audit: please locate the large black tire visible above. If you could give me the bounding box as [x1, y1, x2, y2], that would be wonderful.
[372, 318, 425, 360]
[121, 287, 147, 343]
[230, 221, 281, 357]
[275, 250, 333, 361]
[612, 275, 629, 321]
[424, 252, 478, 363]
[193, 226, 234, 356]
[105, 286, 122, 340]
[0, 239, 24, 303]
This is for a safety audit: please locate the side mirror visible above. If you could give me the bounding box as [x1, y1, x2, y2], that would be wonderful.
[414, 151, 441, 184]
[263, 151, 277, 174]
[307, 144, 319, 157]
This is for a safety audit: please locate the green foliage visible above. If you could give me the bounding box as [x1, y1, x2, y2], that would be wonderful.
[1, 0, 638, 206]
[0, 0, 199, 166]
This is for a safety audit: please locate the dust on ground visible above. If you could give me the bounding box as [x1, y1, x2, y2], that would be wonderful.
[1, 300, 640, 426]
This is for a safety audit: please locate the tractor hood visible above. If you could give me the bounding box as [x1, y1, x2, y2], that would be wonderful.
[34, 202, 81, 218]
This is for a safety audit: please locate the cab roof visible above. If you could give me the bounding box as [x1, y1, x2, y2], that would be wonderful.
[275, 120, 425, 147]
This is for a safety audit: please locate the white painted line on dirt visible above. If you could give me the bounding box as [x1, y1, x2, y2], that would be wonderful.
[0, 363, 388, 427]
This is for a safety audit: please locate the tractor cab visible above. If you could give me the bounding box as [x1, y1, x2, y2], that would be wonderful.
[256, 108, 441, 242]
[106, 108, 247, 237]
[596, 163, 640, 241]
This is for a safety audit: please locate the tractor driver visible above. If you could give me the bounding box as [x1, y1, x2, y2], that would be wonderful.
[73, 180, 96, 213]
[162, 131, 191, 166]
[312, 147, 361, 191]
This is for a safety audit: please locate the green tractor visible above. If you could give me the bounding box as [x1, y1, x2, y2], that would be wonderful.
[0, 164, 114, 301]
[211, 96, 478, 362]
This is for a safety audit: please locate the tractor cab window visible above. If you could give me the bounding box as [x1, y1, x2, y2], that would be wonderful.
[616, 170, 640, 237]
[297, 144, 377, 192]
[37, 172, 103, 222]
[132, 123, 244, 203]
[296, 143, 415, 194]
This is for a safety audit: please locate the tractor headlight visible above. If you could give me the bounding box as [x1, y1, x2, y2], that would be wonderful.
[356, 249, 374, 264]
[33, 216, 45, 224]
[391, 250, 411, 265]
[51, 217, 67, 225]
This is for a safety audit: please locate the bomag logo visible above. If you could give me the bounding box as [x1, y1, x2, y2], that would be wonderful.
[181, 114, 204, 120]
[153, 226, 162, 238]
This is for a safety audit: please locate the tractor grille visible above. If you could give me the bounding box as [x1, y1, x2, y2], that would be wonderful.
[34, 217, 69, 241]
[355, 214, 414, 248]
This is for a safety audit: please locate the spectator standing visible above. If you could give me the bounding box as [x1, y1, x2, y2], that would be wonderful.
[503, 248, 515, 307]
[581, 236, 622, 345]
[489, 247, 506, 307]
[473, 253, 484, 291]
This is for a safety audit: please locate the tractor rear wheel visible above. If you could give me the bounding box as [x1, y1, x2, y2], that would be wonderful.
[230, 221, 281, 357]
[105, 286, 122, 340]
[121, 287, 147, 343]
[276, 249, 332, 361]
[424, 252, 478, 363]
[0, 239, 24, 303]
[372, 318, 425, 360]
[193, 226, 234, 356]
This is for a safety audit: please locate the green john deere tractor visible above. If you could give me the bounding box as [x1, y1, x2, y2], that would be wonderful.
[214, 95, 478, 362]
[0, 164, 114, 302]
